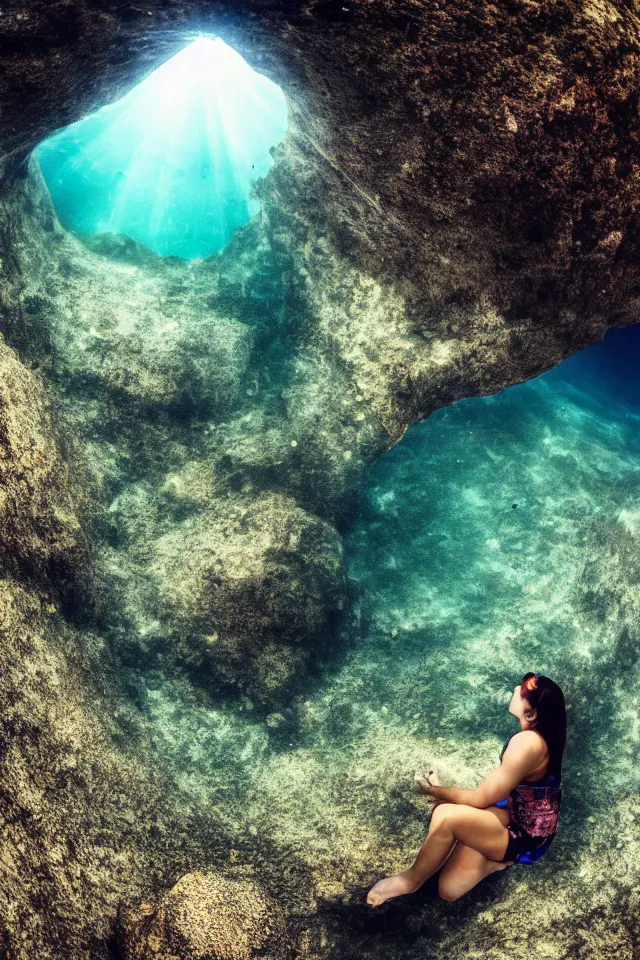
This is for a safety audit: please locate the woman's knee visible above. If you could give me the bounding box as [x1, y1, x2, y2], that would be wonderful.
[429, 803, 455, 829]
[438, 876, 461, 902]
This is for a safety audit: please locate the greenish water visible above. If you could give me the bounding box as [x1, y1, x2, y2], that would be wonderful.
[35, 37, 288, 259]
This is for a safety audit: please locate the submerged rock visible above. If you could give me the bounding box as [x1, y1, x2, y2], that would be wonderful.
[153, 492, 348, 704]
[0, 334, 89, 601]
[119, 871, 293, 960]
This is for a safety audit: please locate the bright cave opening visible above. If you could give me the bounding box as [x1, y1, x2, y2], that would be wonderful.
[34, 37, 288, 260]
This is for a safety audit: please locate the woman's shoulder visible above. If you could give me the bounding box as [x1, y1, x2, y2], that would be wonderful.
[507, 729, 548, 758]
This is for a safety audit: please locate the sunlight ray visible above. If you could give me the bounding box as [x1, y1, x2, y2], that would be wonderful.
[35, 37, 288, 259]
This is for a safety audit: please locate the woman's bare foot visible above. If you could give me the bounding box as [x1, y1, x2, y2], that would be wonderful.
[366, 873, 416, 907]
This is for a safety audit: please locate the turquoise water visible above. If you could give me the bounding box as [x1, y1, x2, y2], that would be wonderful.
[35, 38, 288, 260]
[346, 351, 640, 739]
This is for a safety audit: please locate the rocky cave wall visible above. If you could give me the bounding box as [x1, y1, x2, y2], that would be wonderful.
[2, 1, 640, 958]
[5, 0, 640, 431]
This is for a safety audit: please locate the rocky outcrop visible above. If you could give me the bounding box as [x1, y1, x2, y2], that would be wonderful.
[119, 872, 293, 960]
[153, 492, 348, 704]
[0, 335, 89, 601]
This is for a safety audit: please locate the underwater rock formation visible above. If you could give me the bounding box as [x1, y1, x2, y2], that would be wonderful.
[0, 331, 234, 957]
[119, 871, 293, 960]
[0, 336, 88, 597]
[2, 2, 640, 959]
[153, 491, 347, 704]
[5, 0, 640, 436]
[2, 161, 361, 704]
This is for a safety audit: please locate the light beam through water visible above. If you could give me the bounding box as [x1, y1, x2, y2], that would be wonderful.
[35, 37, 288, 260]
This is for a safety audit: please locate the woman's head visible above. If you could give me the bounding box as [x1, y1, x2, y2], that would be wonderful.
[509, 672, 566, 777]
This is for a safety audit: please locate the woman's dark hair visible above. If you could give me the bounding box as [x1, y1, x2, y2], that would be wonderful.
[521, 672, 566, 779]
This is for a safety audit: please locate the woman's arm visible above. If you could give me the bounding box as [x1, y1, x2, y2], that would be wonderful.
[417, 732, 545, 809]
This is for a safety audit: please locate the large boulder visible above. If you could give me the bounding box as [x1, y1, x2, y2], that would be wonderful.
[119, 871, 293, 960]
[152, 492, 348, 704]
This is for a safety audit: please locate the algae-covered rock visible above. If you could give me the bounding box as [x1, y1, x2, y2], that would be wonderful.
[152, 492, 348, 704]
[120, 871, 293, 960]
[0, 323, 232, 958]
[0, 333, 89, 595]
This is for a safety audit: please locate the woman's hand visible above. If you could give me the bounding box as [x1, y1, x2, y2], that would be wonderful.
[414, 769, 442, 799]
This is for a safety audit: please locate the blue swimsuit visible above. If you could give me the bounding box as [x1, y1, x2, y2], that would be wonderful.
[493, 735, 562, 865]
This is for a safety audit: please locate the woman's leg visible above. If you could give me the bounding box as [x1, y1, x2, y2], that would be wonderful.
[437, 841, 509, 902]
[367, 803, 510, 907]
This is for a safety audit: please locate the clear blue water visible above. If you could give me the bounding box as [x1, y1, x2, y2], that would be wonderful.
[545, 324, 640, 409]
[341, 323, 640, 809]
[35, 38, 288, 260]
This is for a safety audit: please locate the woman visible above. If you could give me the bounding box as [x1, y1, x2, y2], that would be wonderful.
[367, 672, 566, 906]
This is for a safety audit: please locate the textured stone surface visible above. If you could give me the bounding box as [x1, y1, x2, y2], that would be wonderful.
[153, 492, 347, 703]
[4, 2, 640, 436]
[0, 335, 88, 597]
[0, 339, 231, 958]
[120, 871, 293, 960]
